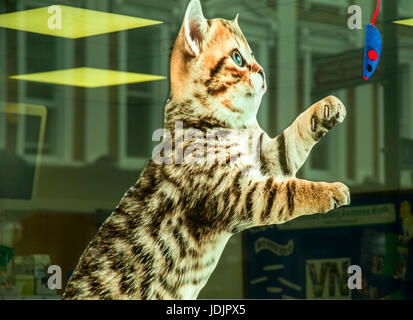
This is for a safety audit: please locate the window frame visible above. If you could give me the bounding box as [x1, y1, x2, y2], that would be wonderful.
[14, 0, 77, 167]
[115, 2, 170, 170]
[0, 24, 6, 150]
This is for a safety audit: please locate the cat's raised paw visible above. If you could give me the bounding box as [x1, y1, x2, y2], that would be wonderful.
[323, 96, 346, 123]
[311, 96, 346, 139]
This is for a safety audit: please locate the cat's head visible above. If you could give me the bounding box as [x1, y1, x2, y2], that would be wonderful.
[169, 0, 266, 128]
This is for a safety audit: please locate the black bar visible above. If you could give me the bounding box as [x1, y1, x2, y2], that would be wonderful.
[0, 299, 411, 319]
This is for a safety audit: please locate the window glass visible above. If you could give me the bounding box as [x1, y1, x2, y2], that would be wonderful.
[0, 0, 412, 301]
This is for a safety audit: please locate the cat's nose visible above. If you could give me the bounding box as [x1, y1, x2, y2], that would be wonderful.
[258, 69, 265, 81]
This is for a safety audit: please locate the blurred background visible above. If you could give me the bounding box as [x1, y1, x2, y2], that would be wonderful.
[0, 0, 413, 299]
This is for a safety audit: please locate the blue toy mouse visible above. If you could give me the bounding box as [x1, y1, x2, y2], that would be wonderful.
[363, 0, 381, 80]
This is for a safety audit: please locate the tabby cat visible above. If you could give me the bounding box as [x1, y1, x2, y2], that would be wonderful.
[64, 0, 350, 300]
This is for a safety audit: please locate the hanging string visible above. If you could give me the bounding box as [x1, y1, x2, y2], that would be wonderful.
[371, 0, 380, 26]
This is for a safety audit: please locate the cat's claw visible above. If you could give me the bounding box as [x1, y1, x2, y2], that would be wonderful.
[326, 182, 351, 213]
[311, 96, 346, 139]
[322, 95, 346, 124]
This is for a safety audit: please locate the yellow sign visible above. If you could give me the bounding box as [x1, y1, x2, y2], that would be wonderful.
[394, 18, 413, 28]
[10, 67, 166, 88]
[0, 5, 162, 38]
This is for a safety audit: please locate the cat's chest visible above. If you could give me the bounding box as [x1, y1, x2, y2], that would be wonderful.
[202, 129, 259, 168]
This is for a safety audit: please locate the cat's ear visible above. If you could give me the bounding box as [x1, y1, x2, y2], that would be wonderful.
[233, 13, 240, 26]
[183, 0, 208, 56]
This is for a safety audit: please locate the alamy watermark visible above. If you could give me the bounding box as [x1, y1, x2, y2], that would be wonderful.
[151, 121, 262, 166]
[347, 5, 362, 30]
[348, 265, 362, 290]
[47, 265, 62, 290]
[48, 5, 62, 30]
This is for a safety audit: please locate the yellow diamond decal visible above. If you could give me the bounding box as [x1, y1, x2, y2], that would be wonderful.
[10, 67, 166, 88]
[0, 5, 162, 38]
[393, 18, 413, 27]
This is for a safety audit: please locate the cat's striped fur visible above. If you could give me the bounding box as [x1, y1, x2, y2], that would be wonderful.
[63, 0, 350, 300]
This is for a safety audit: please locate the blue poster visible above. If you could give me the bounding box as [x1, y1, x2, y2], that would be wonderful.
[244, 192, 413, 299]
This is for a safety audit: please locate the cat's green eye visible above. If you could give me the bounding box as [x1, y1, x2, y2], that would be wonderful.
[231, 50, 244, 67]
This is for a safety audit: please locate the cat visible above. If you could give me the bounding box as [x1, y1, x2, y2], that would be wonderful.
[63, 0, 350, 300]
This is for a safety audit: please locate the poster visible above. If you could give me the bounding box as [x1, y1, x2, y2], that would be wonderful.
[245, 192, 413, 299]
[277, 203, 396, 230]
[305, 258, 350, 299]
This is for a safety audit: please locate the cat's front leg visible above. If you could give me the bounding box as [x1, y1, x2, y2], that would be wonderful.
[230, 175, 350, 231]
[271, 179, 350, 224]
[260, 96, 346, 178]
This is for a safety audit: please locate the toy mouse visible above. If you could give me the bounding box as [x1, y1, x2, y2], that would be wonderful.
[363, 0, 381, 80]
